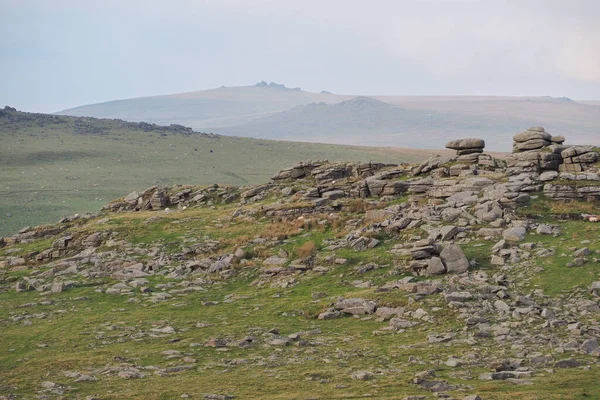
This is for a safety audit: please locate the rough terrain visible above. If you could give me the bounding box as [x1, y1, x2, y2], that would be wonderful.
[0, 107, 433, 237]
[1, 128, 600, 399]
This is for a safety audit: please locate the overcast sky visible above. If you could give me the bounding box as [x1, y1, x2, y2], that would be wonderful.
[1, 0, 599, 112]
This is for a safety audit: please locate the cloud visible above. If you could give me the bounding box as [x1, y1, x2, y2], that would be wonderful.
[2, 0, 599, 112]
[556, 32, 600, 83]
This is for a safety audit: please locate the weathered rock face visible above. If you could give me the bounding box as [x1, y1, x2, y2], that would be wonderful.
[502, 227, 527, 242]
[272, 161, 396, 183]
[445, 138, 487, 163]
[365, 178, 408, 197]
[505, 127, 600, 179]
[505, 151, 563, 174]
[271, 161, 320, 180]
[513, 128, 552, 143]
[439, 244, 469, 273]
[544, 184, 600, 201]
[335, 298, 377, 315]
[560, 146, 599, 173]
[405, 241, 470, 276]
[82, 232, 102, 248]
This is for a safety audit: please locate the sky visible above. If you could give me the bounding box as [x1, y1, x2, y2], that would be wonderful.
[1, 0, 599, 112]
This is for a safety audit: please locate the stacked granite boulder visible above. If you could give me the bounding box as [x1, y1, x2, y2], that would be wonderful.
[559, 146, 599, 172]
[512, 127, 564, 152]
[407, 240, 470, 276]
[505, 127, 565, 174]
[445, 138, 485, 163]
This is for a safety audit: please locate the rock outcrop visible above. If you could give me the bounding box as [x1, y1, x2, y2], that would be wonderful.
[2, 126, 600, 399]
[445, 138, 487, 164]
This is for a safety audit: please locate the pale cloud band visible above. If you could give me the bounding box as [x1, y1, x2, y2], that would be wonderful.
[1, 0, 598, 112]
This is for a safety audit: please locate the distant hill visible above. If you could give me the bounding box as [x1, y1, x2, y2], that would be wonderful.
[58, 83, 600, 151]
[59, 82, 348, 129]
[579, 100, 600, 106]
[207, 95, 600, 150]
[207, 96, 516, 149]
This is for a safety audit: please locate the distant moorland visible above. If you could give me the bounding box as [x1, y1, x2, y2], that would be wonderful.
[59, 82, 600, 150]
[0, 107, 439, 236]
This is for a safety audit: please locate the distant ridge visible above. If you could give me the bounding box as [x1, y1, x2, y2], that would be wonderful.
[58, 83, 347, 129]
[57, 84, 600, 151]
[253, 81, 302, 91]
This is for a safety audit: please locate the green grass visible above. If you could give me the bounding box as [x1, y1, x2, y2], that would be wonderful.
[517, 193, 600, 218]
[1, 200, 600, 398]
[2, 263, 598, 399]
[528, 221, 600, 295]
[0, 110, 429, 237]
[2, 116, 600, 398]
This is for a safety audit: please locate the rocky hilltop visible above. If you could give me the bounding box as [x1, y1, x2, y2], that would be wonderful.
[1, 128, 600, 399]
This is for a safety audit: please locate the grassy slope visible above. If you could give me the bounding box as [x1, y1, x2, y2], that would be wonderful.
[0, 110, 429, 237]
[1, 199, 599, 399]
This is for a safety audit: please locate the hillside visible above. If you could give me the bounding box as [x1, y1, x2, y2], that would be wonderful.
[59, 82, 349, 129]
[208, 97, 526, 149]
[0, 107, 437, 237]
[1, 130, 599, 399]
[58, 83, 600, 151]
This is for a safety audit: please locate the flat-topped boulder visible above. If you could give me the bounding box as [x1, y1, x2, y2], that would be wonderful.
[512, 127, 565, 153]
[445, 138, 485, 151]
[513, 128, 552, 143]
[513, 138, 551, 151]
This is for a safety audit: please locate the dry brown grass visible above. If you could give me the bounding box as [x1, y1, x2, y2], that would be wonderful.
[346, 199, 372, 213]
[548, 199, 598, 214]
[296, 241, 316, 259]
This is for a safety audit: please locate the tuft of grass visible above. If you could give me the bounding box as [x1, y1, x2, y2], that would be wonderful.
[296, 241, 316, 259]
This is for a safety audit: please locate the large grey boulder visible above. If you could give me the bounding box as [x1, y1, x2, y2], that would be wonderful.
[536, 224, 553, 235]
[581, 338, 598, 353]
[561, 146, 594, 158]
[82, 232, 102, 248]
[440, 244, 469, 273]
[124, 191, 139, 203]
[440, 225, 460, 241]
[475, 201, 503, 222]
[318, 309, 341, 320]
[539, 171, 559, 181]
[426, 257, 446, 275]
[503, 227, 527, 242]
[335, 298, 377, 315]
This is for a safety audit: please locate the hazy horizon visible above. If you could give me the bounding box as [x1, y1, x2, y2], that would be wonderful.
[2, 0, 599, 113]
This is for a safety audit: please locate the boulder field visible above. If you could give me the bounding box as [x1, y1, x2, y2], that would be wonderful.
[1, 127, 600, 399]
